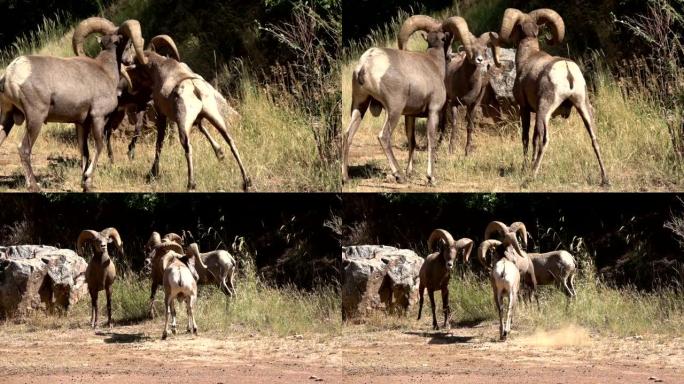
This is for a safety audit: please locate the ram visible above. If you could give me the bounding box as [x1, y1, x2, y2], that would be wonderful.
[500, 8, 609, 186]
[0, 17, 146, 191]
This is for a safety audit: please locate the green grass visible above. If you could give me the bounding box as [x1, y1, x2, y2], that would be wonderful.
[357, 269, 684, 338]
[1, 255, 340, 337]
[341, 6, 682, 192]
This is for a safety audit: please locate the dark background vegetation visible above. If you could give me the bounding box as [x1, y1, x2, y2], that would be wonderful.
[342, 193, 684, 290]
[342, 0, 683, 63]
[0, 193, 341, 289]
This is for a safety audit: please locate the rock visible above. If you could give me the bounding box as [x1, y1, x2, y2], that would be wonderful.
[0, 246, 88, 318]
[342, 245, 424, 319]
[486, 47, 517, 101]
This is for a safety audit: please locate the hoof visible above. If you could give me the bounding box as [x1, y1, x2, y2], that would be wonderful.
[161, 332, 168, 340]
[215, 148, 226, 161]
[426, 176, 436, 187]
[171, 328, 177, 335]
[193, 328, 198, 335]
[464, 145, 475, 156]
[600, 179, 611, 188]
[127, 150, 135, 160]
[394, 174, 406, 184]
[432, 324, 439, 330]
[242, 177, 253, 192]
[187, 182, 197, 191]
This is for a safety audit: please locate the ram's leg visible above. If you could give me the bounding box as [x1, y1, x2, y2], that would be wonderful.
[0, 107, 16, 148]
[425, 108, 439, 185]
[505, 291, 516, 339]
[149, 115, 167, 179]
[82, 116, 105, 192]
[106, 284, 113, 328]
[128, 110, 146, 160]
[576, 97, 610, 186]
[464, 103, 476, 156]
[377, 110, 404, 183]
[195, 118, 225, 160]
[228, 271, 236, 296]
[531, 100, 553, 179]
[428, 289, 438, 330]
[18, 112, 45, 191]
[417, 285, 424, 320]
[170, 298, 177, 335]
[89, 289, 98, 328]
[568, 273, 577, 298]
[190, 294, 198, 334]
[520, 106, 531, 169]
[342, 95, 370, 182]
[448, 104, 459, 155]
[149, 281, 159, 318]
[203, 111, 250, 191]
[405, 116, 416, 176]
[441, 286, 450, 329]
[76, 123, 89, 174]
[104, 109, 125, 163]
[162, 294, 171, 339]
[186, 296, 193, 333]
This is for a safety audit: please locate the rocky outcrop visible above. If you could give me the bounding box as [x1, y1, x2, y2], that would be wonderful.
[0, 246, 88, 318]
[342, 245, 423, 319]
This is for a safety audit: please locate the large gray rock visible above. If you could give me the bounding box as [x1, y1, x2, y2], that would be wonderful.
[0, 246, 88, 318]
[342, 245, 424, 319]
[486, 47, 516, 101]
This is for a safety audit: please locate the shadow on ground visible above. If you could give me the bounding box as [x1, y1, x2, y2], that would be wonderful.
[404, 330, 475, 345]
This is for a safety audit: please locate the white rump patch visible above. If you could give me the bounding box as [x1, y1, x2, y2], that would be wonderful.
[356, 48, 391, 89]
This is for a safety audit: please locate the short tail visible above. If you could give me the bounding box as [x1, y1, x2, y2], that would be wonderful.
[356, 67, 366, 86]
[565, 61, 574, 90]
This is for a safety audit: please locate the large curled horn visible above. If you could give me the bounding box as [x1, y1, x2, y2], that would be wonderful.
[145, 231, 162, 253]
[499, 8, 527, 43]
[427, 229, 455, 253]
[508, 221, 528, 249]
[76, 230, 100, 254]
[186, 243, 210, 270]
[484, 221, 510, 241]
[398, 15, 441, 50]
[72, 17, 117, 56]
[455, 238, 474, 263]
[100, 227, 124, 255]
[154, 240, 184, 256]
[502, 232, 525, 259]
[149, 35, 180, 61]
[529, 8, 565, 45]
[442, 17, 475, 57]
[118, 19, 148, 64]
[478, 239, 501, 269]
[162, 232, 184, 245]
[480, 31, 502, 67]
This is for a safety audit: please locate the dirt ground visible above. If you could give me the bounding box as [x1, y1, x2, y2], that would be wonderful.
[339, 322, 684, 383]
[2, 320, 682, 383]
[0, 322, 345, 383]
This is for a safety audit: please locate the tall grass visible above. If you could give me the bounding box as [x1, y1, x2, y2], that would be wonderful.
[357, 266, 684, 337]
[1, 253, 340, 336]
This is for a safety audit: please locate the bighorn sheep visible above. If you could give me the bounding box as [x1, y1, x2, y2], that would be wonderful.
[342, 15, 455, 185]
[77, 227, 123, 328]
[481, 221, 537, 306]
[0, 17, 146, 191]
[160, 242, 208, 339]
[96, 35, 226, 163]
[186, 243, 237, 296]
[144, 231, 185, 317]
[121, 37, 251, 191]
[432, 18, 502, 155]
[490, 246, 520, 341]
[499, 8, 609, 185]
[417, 229, 473, 329]
[528, 250, 577, 298]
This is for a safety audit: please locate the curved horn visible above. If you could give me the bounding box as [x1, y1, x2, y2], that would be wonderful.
[145, 231, 161, 252]
[484, 221, 509, 241]
[162, 232, 184, 245]
[455, 238, 474, 263]
[119, 64, 136, 94]
[72, 17, 117, 56]
[508, 221, 528, 250]
[502, 232, 526, 258]
[154, 240, 184, 256]
[100, 227, 124, 255]
[529, 8, 565, 45]
[149, 35, 180, 61]
[478, 239, 501, 269]
[76, 230, 100, 255]
[427, 229, 455, 253]
[398, 15, 441, 50]
[187, 243, 209, 270]
[118, 19, 148, 64]
[499, 8, 527, 44]
[481, 31, 502, 67]
[442, 17, 475, 56]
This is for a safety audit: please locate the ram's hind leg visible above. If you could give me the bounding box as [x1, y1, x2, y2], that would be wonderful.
[576, 96, 609, 186]
[197, 119, 225, 160]
[202, 107, 251, 191]
[18, 110, 46, 191]
[175, 82, 203, 191]
[0, 106, 16, 148]
[405, 116, 416, 176]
